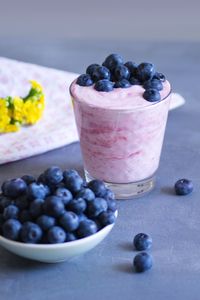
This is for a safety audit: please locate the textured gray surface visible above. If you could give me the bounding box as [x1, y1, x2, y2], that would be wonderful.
[0, 39, 200, 300]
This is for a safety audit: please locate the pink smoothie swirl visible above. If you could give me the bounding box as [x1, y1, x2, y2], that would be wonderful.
[70, 80, 171, 183]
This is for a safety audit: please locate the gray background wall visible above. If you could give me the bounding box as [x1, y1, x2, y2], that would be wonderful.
[0, 0, 199, 41]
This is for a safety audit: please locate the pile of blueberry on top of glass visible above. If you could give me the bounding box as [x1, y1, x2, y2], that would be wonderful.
[76, 53, 166, 102]
[0, 167, 117, 244]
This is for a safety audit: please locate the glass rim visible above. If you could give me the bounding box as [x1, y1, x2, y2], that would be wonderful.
[69, 80, 172, 113]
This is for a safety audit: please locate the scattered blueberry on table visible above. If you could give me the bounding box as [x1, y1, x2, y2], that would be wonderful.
[174, 178, 193, 195]
[133, 252, 153, 273]
[76, 53, 167, 102]
[0, 167, 117, 244]
[133, 233, 152, 251]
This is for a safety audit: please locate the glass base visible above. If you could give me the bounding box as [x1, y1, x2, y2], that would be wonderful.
[84, 170, 156, 200]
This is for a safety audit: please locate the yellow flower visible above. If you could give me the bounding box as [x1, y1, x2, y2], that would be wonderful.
[4, 123, 20, 133]
[0, 99, 11, 132]
[23, 99, 44, 124]
[12, 96, 24, 123]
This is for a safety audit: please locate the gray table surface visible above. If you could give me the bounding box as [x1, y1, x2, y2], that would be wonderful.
[0, 39, 200, 300]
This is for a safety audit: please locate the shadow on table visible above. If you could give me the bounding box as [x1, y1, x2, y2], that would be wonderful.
[161, 186, 176, 196]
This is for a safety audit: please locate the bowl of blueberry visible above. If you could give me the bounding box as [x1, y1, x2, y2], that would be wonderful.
[0, 167, 117, 263]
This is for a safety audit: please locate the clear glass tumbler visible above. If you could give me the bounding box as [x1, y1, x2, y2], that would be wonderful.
[70, 84, 171, 199]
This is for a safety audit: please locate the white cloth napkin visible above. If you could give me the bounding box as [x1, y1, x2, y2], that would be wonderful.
[0, 57, 185, 165]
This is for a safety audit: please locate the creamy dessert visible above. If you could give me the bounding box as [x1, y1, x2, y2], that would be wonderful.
[70, 54, 171, 198]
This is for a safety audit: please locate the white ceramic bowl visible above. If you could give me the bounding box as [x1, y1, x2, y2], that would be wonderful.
[0, 212, 117, 263]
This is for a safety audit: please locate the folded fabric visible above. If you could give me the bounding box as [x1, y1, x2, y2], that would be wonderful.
[0, 57, 185, 165]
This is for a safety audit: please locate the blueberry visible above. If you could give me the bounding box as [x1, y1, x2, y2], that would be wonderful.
[94, 80, 114, 92]
[87, 198, 108, 218]
[106, 199, 117, 212]
[21, 175, 36, 185]
[133, 233, 152, 251]
[143, 89, 161, 102]
[114, 79, 131, 88]
[36, 215, 56, 231]
[78, 213, 88, 222]
[44, 166, 63, 186]
[20, 222, 42, 243]
[59, 211, 79, 232]
[76, 188, 95, 202]
[136, 62, 155, 82]
[37, 173, 46, 184]
[66, 232, 77, 242]
[88, 180, 107, 197]
[47, 226, 66, 244]
[54, 188, 73, 205]
[27, 183, 47, 200]
[124, 61, 138, 76]
[129, 77, 141, 85]
[133, 252, 153, 273]
[0, 214, 4, 233]
[76, 74, 93, 87]
[64, 173, 84, 194]
[98, 211, 116, 226]
[174, 179, 193, 196]
[153, 72, 166, 82]
[143, 79, 163, 91]
[29, 199, 44, 218]
[63, 169, 79, 179]
[15, 196, 29, 210]
[92, 66, 110, 81]
[67, 198, 87, 214]
[0, 195, 11, 213]
[19, 210, 33, 223]
[43, 196, 65, 218]
[114, 64, 130, 80]
[104, 189, 115, 200]
[2, 219, 22, 241]
[3, 204, 19, 220]
[102, 54, 124, 71]
[86, 64, 100, 76]
[76, 219, 98, 238]
[2, 178, 27, 198]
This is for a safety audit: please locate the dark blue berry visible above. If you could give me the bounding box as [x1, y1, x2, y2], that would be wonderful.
[43, 196, 65, 218]
[153, 72, 166, 82]
[78, 213, 88, 222]
[92, 66, 110, 81]
[19, 210, 33, 223]
[47, 226, 66, 244]
[54, 187, 72, 205]
[94, 80, 113, 92]
[44, 166, 63, 186]
[133, 233, 152, 251]
[129, 77, 141, 85]
[114, 79, 131, 88]
[76, 219, 98, 238]
[87, 198, 108, 218]
[143, 89, 161, 102]
[36, 215, 56, 231]
[174, 179, 193, 196]
[15, 196, 29, 210]
[3, 204, 19, 220]
[77, 74, 93, 87]
[21, 175, 36, 185]
[106, 199, 117, 212]
[59, 211, 79, 232]
[37, 173, 46, 184]
[27, 183, 47, 200]
[29, 199, 44, 218]
[0, 195, 11, 213]
[143, 79, 163, 91]
[98, 211, 116, 226]
[64, 173, 84, 194]
[102, 54, 124, 71]
[114, 64, 130, 80]
[2, 178, 27, 198]
[66, 232, 77, 242]
[76, 188, 95, 202]
[133, 252, 153, 273]
[63, 169, 79, 179]
[136, 62, 155, 82]
[104, 189, 115, 200]
[20, 222, 42, 243]
[88, 180, 107, 197]
[3, 219, 22, 241]
[86, 64, 100, 76]
[67, 198, 87, 214]
[124, 61, 138, 76]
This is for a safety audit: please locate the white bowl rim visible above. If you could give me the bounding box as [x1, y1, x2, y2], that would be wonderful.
[0, 210, 118, 249]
